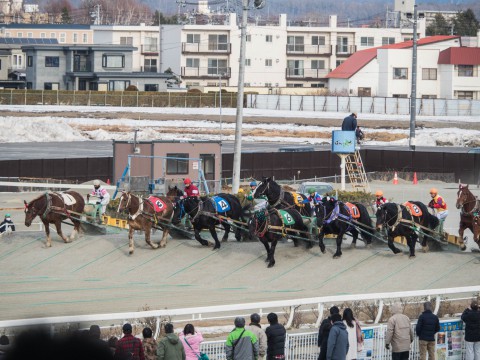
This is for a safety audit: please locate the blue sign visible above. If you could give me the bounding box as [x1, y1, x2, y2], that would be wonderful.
[332, 131, 356, 154]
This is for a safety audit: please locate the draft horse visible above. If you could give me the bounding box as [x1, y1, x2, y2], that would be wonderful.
[456, 184, 478, 251]
[249, 207, 310, 268]
[175, 194, 244, 250]
[117, 191, 178, 254]
[315, 200, 373, 259]
[254, 177, 312, 216]
[24, 191, 85, 247]
[375, 201, 439, 258]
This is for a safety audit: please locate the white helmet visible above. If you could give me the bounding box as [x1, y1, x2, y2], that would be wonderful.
[93, 180, 101, 186]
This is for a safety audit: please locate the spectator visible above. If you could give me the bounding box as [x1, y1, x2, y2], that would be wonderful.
[115, 323, 145, 360]
[461, 301, 480, 360]
[108, 337, 119, 355]
[179, 324, 204, 360]
[265, 313, 286, 360]
[142, 327, 157, 360]
[157, 323, 185, 360]
[246, 313, 267, 360]
[341, 113, 357, 131]
[355, 126, 364, 145]
[385, 303, 414, 360]
[416, 302, 440, 360]
[342, 308, 363, 360]
[327, 313, 349, 360]
[0, 335, 10, 360]
[226, 317, 259, 360]
[318, 306, 340, 360]
[0, 214, 15, 235]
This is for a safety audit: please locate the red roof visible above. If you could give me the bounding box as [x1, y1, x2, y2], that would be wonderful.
[438, 47, 480, 65]
[326, 35, 460, 79]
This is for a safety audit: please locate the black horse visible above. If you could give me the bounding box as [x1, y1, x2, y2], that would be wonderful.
[375, 201, 439, 258]
[249, 207, 310, 267]
[254, 177, 312, 217]
[315, 200, 373, 259]
[174, 193, 244, 250]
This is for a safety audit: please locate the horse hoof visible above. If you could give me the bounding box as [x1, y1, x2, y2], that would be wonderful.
[409, 255, 416, 259]
[129, 247, 134, 255]
[151, 244, 159, 249]
[333, 254, 341, 259]
[461, 245, 467, 251]
[213, 245, 220, 250]
[350, 243, 356, 249]
[267, 263, 275, 268]
[221, 237, 228, 243]
[45, 243, 52, 248]
[422, 246, 429, 253]
[366, 243, 373, 249]
[395, 251, 403, 256]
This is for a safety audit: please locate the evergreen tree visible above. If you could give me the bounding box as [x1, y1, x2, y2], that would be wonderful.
[426, 14, 450, 36]
[152, 10, 178, 25]
[453, 9, 479, 36]
[61, 7, 72, 23]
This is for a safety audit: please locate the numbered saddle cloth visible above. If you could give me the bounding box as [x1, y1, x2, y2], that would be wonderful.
[291, 192, 305, 207]
[403, 201, 423, 217]
[345, 202, 361, 219]
[212, 196, 231, 212]
[147, 196, 168, 213]
[59, 192, 76, 206]
[277, 209, 296, 226]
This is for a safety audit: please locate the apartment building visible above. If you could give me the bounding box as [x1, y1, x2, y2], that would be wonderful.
[1, 23, 93, 44]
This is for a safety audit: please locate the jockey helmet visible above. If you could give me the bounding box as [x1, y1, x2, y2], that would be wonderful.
[308, 188, 316, 194]
[375, 190, 383, 197]
[238, 188, 245, 194]
[250, 181, 257, 187]
[184, 178, 192, 185]
[429, 188, 438, 195]
[5, 213, 10, 218]
[93, 180, 101, 187]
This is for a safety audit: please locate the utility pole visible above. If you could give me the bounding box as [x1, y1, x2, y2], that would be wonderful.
[409, 4, 418, 151]
[158, 12, 162, 72]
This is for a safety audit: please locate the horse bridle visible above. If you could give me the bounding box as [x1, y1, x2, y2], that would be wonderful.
[457, 189, 479, 215]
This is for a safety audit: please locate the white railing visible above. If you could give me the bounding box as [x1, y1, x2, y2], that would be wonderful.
[1, 286, 478, 340]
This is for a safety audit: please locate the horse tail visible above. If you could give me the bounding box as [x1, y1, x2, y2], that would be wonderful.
[353, 202, 373, 242]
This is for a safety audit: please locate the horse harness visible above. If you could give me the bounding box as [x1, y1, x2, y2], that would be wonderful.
[123, 193, 174, 225]
[28, 192, 73, 220]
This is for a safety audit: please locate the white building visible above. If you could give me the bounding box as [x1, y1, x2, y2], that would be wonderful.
[326, 35, 480, 100]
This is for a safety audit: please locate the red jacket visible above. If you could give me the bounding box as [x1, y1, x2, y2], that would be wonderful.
[184, 184, 199, 197]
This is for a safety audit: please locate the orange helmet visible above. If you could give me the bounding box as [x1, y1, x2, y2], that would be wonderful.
[429, 188, 438, 195]
[375, 190, 383, 197]
[184, 178, 192, 185]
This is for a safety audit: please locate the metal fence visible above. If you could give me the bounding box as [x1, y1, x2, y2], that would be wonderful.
[247, 94, 480, 116]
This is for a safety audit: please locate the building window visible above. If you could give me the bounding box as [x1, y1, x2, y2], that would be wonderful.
[144, 84, 158, 91]
[73, 33, 78, 43]
[40, 32, 46, 38]
[422, 68, 437, 80]
[50, 32, 56, 38]
[337, 37, 349, 53]
[358, 87, 371, 97]
[108, 80, 130, 91]
[287, 36, 304, 52]
[45, 56, 60, 67]
[422, 95, 437, 99]
[393, 94, 408, 98]
[44, 82, 59, 90]
[266, 35, 272, 42]
[455, 91, 474, 99]
[144, 58, 157, 72]
[393, 68, 408, 79]
[246, 35, 251, 42]
[186, 58, 199, 68]
[120, 37, 133, 45]
[59, 33, 66, 43]
[27, 56, 33, 67]
[382, 37, 395, 45]
[26, 82, 32, 89]
[208, 34, 228, 51]
[245, 58, 251, 66]
[244, 83, 251, 87]
[207, 58, 227, 75]
[311, 83, 325, 88]
[27, 32, 33, 38]
[82, 33, 88, 43]
[186, 34, 200, 43]
[336, 60, 344, 67]
[144, 37, 158, 52]
[360, 37, 374, 46]
[312, 36, 325, 46]
[457, 65, 475, 77]
[311, 60, 325, 69]
[265, 82, 272, 87]
[287, 60, 304, 76]
[265, 59, 272, 67]
[166, 153, 188, 175]
[102, 54, 125, 68]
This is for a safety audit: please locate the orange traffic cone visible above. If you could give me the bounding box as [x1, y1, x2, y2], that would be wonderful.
[106, 179, 111, 185]
[393, 172, 398, 185]
[413, 172, 418, 185]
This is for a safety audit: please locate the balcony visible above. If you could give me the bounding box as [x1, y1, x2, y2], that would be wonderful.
[286, 44, 333, 56]
[181, 67, 231, 79]
[73, 60, 92, 72]
[142, 66, 157, 73]
[336, 45, 357, 56]
[285, 68, 329, 80]
[182, 42, 232, 55]
[141, 44, 158, 55]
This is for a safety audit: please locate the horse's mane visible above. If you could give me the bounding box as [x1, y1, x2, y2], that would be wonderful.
[27, 192, 48, 206]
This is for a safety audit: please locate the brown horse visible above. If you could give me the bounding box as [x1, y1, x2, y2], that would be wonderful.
[24, 191, 85, 247]
[117, 191, 178, 254]
[456, 184, 479, 251]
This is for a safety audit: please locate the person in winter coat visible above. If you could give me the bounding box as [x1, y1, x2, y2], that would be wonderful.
[415, 302, 440, 360]
[341, 113, 357, 131]
[342, 308, 363, 360]
[226, 317, 258, 360]
[327, 313, 349, 360]
[318, 306, 340, 360]
[179, 324, 204, 360]
[116, 323, 145, 360]
[265, 313, 286, 360]
[0, 214, 15, 234]
[157, 323, 186, 360]
[461, 301, 480, 360]
[385, 303, 414, 360]
[142, 327, 157, 360]
[246, 313, 267, 360]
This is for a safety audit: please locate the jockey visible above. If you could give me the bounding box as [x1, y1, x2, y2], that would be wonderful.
[246, 180, 257, 201]
[303, 188, 322, 216]
[0, 214, 15, 234]
[89, 179, 110, 215]
[322, 195, 337, 204]
[375, 190, 388, 209]
[428, 188, 448, 220]
[182, 178, 200, 198]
